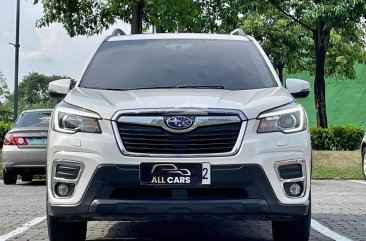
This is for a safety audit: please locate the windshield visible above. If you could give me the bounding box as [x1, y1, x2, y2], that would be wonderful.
[14, 111, 51, 128]
[80, 39, 277, 90]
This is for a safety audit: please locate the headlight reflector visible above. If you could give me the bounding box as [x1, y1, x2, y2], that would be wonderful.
[257, 104, 306, 133]
[59, 112, 101, 133]
[53, 105, 101, 134]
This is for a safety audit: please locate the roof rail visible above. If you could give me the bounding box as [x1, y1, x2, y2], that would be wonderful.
[111, 28, 126, 36]
[230, 28, 246, 36]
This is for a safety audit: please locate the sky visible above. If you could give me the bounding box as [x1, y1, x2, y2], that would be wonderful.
[0, 0, 130, 91]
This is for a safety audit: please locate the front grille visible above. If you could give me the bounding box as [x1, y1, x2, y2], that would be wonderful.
[278, 164, 303, 179]
[117, 122, 242, 155]
[55, 164, 81, 180]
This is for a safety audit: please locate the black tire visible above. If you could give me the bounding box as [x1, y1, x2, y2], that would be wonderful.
[272, 203, 311, 241]
[362, 148, 366, 180]
[3, 169, 17, 185]
[48, 215, 87, 241]
[21, 174, 33, 182]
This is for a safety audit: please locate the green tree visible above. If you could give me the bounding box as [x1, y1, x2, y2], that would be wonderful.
[5, 72, 72, 115]
[18, 72, 71, 110]
[266, 0, 366, 128]
[242, 9, 310, 83]
[34, 0, 247, 36]
[0, 72, 10, 101]
[0, 72, 12, 121]
[34, 0, 145, 34]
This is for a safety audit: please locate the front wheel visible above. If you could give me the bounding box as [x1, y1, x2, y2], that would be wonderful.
[272, 203, 311, 241]
[362, 148, 366, 180]
[3, 169, 17, 185]
[47, 215, 87, 241]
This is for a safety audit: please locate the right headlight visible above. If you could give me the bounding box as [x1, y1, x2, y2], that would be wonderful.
[257, 103, 307, 134]
[53, 104, 102, 134]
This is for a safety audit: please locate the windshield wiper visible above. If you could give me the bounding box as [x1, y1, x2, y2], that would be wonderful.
[126, 85, 225, 90]
[175, 85, 225, 89]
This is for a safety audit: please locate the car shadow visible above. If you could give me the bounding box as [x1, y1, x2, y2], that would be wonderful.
[19, 179, 46, 186]
[87, 220, 273, 241]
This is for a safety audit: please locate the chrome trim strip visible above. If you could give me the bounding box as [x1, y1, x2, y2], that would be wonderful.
[52, 160, 85, 199]
[111, 108, 247, 158]
[274, 160, 307, 199]
[118, 115, 241, 134]
[111, 108, 247, 121]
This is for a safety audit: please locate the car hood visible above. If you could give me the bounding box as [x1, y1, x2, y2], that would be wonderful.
[64, 87, 294, 119]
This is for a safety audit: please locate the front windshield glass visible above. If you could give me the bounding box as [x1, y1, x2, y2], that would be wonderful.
[80, 39, 277, 90]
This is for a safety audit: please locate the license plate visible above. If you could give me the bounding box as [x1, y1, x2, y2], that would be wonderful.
[26, 137, 47, 145]
[140, 163, 211, 185]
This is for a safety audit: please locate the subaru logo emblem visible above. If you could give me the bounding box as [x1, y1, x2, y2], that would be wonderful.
[165, 116, 195, 130]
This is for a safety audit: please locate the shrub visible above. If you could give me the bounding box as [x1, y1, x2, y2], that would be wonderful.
[0, 121, 13, 147]
[311, 125, 364, 151]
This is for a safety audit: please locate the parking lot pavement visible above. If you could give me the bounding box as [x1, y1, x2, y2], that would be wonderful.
[0, 180, 365, 241]
[311, 180, 366, 241]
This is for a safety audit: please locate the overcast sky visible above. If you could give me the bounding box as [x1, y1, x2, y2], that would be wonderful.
[0, 0, 130, 91]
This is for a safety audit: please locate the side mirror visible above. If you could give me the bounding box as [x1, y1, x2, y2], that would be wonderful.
[286, 78, 310, 98]
[48, 79, 72, 98]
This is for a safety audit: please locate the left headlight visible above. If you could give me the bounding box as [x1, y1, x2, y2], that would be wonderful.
[53, 105, 102, 134]
[257, 103, 307, 134]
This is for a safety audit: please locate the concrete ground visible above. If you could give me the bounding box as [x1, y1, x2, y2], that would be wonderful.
[0, 180, 365, 241]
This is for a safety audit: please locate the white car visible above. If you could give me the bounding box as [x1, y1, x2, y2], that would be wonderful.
[47, 30, 312, 241]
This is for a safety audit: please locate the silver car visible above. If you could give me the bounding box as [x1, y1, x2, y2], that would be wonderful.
[2, 109, 52, 184]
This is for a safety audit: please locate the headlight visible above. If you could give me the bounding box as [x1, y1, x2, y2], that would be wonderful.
[257, 104, 306, 133]
[53, 105, 101, 134]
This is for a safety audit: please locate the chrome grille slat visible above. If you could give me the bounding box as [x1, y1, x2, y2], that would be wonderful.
[121, 136, 236, 142]
[118, 127, 241, 132]
[119, 132, 240, 137]
[55, 164, 81, 180]
[123, 141, 237, 146]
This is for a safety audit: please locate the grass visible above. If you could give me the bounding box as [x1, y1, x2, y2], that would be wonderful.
[0, 151, 363, 180]
[312, 150, 363, 179]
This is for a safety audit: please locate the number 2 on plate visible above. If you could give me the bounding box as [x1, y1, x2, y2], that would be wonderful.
[202, 163, 211, 185]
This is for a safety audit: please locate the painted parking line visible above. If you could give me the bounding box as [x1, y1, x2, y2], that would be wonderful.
[311, 219, 353, 241]
[312, 193, 360, 195]
[0, 216, 46, 241]
[348, 180, 366, 185]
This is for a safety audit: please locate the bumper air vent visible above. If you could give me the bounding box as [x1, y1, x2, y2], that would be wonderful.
[55, 163, 81, 180]
[278, 164, 303, 180]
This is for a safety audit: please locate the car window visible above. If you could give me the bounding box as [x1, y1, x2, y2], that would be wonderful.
[14, 111, 51, 128]
[80, 39, 277, 91]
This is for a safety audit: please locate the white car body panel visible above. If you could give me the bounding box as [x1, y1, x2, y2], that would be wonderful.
[47, 116, 311, 206]
[47, 33, 312, 220]
[64, 87, 293, 120]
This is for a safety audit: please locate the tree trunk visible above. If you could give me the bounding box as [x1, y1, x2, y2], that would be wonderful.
[313, 19, 330, 128]
[276, 63, 285, 85]
[131, 0, 144, 34]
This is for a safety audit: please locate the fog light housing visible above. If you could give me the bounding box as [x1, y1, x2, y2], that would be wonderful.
[289, 183, 301, 196]
[55, 183, 75, 197]
[284, 182, 303, 197]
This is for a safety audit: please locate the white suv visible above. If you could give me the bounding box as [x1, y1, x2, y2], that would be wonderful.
[47, 30, 312, 241]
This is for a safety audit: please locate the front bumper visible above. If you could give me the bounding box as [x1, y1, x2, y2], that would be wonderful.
[48, 164, 309, 221]
[2, 146, 46, 173]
